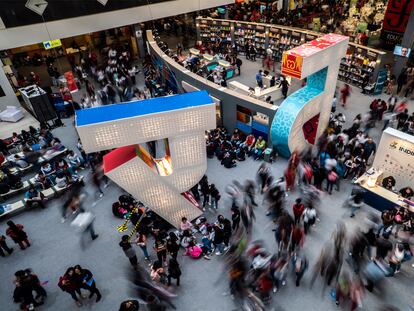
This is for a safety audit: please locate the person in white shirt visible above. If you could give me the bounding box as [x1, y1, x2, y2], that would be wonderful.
[324, 157, 337, 172]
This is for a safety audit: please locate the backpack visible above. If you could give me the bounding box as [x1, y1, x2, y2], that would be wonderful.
[327, 171, 338, 182]
[189, 245, 203, 259]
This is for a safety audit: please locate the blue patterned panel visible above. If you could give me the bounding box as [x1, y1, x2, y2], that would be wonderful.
[270, 68, 327, 158]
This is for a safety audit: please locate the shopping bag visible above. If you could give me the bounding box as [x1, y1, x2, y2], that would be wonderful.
[71, 212, 95, 232]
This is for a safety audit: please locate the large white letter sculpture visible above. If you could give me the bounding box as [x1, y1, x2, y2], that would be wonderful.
[271, 34, 349, 158]
[75, 91, 216, 228]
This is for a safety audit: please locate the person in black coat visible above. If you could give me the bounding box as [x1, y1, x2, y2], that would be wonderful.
[167, 258, 181, 286]
[199, 175, 210, 208]
[73, 265, 102, 302]
[231, 207, 241, 231]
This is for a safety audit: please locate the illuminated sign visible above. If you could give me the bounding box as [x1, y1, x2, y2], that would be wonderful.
[75, 91, 216, 228]
[272, 33, 349, 157]
[43, 39, 62, 49]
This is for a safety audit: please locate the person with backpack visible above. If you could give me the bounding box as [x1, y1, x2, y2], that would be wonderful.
[209, 184, 221, 209]
[326, 167, 339, 195]
[167, 257, 182, 286]
[73, 265, 102, 302]
[303, 206, 317, 234]
[6, 221, 30, 250]
[58, 267, 83, 307]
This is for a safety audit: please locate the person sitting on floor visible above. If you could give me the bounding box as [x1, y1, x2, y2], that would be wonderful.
[25, 186, 46, 209]
[66, 150, 85, 169]
[55, 172, 69, 188]
[250, 136, 266, 160]
[221, 152, 237, 169]
[240, 134, 256, 152]
[32, 172, 52, 190]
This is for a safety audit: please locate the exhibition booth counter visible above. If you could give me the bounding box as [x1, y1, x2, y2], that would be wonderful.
[147, 30, 277, 143]
[355, 169, 414, 212]
[196, 17, 390, 90]
[355, 128, 414, 212]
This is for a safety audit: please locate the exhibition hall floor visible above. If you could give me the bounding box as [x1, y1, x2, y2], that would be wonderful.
[1, 65, 414, 310]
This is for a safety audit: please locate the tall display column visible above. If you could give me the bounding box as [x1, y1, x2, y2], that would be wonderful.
[394, 5, 414, 77]
[132, 24, 146, 59]
[0, 59, 20, 111]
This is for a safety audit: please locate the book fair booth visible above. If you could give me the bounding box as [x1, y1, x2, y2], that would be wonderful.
[355, 128, 414, 212]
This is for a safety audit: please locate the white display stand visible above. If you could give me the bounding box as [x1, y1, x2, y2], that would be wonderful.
[372, 128, 414, 189]
[0, 106, 24, 122]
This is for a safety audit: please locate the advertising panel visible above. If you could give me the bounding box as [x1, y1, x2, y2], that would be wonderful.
[380, 0, 414, 50]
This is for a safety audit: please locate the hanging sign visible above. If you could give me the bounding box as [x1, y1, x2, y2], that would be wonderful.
[43, 39, 61, 49]
[25, 0, 48, 16]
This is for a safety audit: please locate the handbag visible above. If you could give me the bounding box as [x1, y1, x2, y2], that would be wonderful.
[71, 212, 95, 232]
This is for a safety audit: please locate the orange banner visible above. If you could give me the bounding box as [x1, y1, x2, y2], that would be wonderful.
[281, 53, 303, 79]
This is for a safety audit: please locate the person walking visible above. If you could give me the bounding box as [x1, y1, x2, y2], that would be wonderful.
[280, 76, 290, 99]
[0, 234, 14, 256]
[340, 84, 351, 107]
[6, 221, 30, 250]
[167, 257, 182, 286]
[292, 198, 305, 224]
[73, 265, 102, 302]
[58, 267, 83, 307]
[236, 57, 242, 75]
[135, 231, 150, 260]
[209, 184, 221, 209]
[119, 235, 139, 269]
[231, 206, 241, 231]
[256, 70, 263, 88]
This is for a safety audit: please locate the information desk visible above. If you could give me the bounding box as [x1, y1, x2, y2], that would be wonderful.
[355, 173, 414, 212]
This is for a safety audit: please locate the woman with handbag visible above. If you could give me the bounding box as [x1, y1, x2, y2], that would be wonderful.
[73, 265, 102, 302]
[58, 267, 83, 307]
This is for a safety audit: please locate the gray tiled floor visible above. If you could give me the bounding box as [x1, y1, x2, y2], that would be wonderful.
[1, 53, 414, 311]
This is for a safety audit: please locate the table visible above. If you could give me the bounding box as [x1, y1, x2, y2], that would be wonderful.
[355, 174, 414, 212]
[189, 48, 200, 56]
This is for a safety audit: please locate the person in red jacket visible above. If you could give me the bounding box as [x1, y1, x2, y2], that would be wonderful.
[6, 221, 30, 250]
[292, 198, 305, 225]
